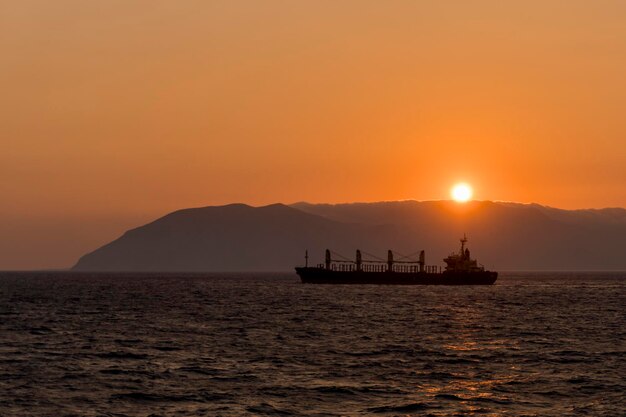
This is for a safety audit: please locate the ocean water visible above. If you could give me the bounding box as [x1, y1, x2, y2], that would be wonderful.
[0, 272, 624, 417]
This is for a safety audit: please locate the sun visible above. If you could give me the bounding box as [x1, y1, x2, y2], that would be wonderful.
[451, 183, 473, 203]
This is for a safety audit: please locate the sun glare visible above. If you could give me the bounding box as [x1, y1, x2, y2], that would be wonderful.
[451, 183, 473, 203]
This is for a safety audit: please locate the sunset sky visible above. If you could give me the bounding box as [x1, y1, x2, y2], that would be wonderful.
[1, 1, 625, 269]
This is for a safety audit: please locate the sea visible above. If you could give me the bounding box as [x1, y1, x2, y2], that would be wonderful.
[0, 272, 624, 417]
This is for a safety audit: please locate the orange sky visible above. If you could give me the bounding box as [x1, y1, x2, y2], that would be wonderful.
[1, 1, 625, 269]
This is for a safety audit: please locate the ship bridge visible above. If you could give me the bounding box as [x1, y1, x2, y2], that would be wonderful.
[443, 235, 485, 273]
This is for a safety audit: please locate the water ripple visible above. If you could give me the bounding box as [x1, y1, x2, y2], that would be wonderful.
[0, 271, 624, 416]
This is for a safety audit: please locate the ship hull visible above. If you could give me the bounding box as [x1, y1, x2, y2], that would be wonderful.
[295, 267, 497, 285]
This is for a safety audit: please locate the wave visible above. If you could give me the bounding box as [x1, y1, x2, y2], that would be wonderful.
[367, 402, 432, 413]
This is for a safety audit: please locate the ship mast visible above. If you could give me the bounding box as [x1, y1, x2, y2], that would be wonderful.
[460, 234, 468, 254]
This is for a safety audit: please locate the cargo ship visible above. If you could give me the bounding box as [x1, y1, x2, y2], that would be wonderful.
[295, 235, 497, 285]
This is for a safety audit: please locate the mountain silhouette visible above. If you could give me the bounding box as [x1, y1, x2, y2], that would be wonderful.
[73, 201, 626, 272]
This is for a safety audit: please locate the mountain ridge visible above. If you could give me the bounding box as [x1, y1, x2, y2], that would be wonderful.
[73, 201, 626, 272]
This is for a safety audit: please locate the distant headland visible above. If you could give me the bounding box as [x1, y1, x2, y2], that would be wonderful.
[71, 201, 626, 272]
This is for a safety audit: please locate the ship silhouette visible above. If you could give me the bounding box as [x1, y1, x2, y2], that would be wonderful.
[295, 235, 497, 285]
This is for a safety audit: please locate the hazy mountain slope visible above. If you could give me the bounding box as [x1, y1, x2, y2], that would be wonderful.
[73, 203, 413, 272]
[73, 201, 626, 272]
[292, 201, 626, 270]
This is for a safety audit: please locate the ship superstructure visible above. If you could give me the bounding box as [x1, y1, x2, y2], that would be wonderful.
[443, 235, 486, 273]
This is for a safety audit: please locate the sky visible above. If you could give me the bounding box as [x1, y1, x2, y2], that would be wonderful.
[1, 1, 625, 269]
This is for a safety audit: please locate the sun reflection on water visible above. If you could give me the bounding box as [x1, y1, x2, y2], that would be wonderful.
[412, 304, 527, 416]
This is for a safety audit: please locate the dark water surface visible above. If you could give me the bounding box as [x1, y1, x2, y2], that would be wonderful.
[0, 272, 624, 416]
